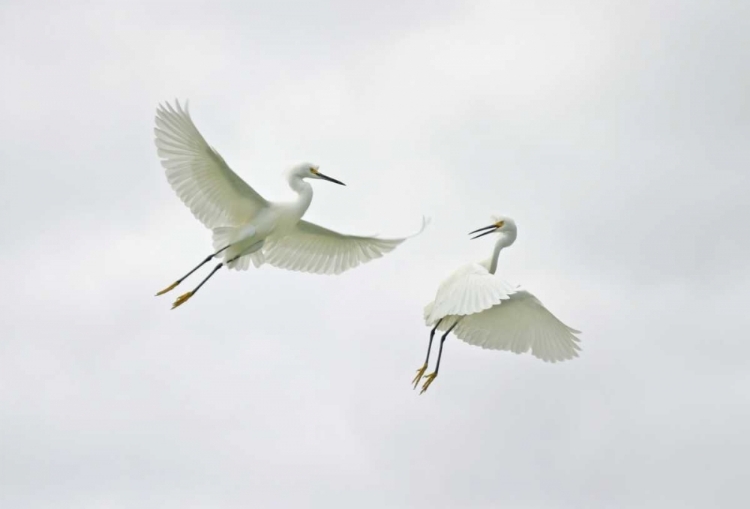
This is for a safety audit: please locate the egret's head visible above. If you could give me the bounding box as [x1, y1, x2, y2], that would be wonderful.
[469, 215, 517, 241]
[289, 162, 346, 186]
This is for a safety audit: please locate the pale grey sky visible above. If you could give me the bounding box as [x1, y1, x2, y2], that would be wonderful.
[1, 1, 749, 508]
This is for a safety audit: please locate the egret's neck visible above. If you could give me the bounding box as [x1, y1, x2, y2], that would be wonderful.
[484, 232, 516, 275]
[287, 175, 313, 216]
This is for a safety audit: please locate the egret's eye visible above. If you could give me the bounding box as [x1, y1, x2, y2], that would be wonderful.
[310, 168, 318, 175]
[495, 220, 505, 228]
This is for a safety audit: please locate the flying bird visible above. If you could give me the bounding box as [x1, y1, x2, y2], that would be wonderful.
[153, 100, 424, 309]
[416, 216, 581, 393]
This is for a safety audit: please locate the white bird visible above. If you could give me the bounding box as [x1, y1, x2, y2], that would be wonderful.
[416, 216, 581, 393]
[153, 100, 425, 309]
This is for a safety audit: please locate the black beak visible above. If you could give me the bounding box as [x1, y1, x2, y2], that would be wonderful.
[469, 224, 498, 240]
[317, 172, 346, 186]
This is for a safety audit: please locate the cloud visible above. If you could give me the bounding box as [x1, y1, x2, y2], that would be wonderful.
[1, 0, 749, 508]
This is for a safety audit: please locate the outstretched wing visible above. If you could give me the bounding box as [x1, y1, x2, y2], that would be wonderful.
[424, 264, 517, 325]
[262, 218, 427, 275]
[436, 290, 582, 363]
[154, 100, 268, 228]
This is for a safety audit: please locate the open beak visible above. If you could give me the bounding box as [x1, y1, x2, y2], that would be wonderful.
[469, 224, 498, 240]
[315, 170, 346, 186]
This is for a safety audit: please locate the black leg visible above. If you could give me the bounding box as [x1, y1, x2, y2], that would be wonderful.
[433, 321, 458, 376]
[420, 320, 459, 394]
[156, 245, 230, 296]
[412, 319, 442, 389]
[192, 262, 223, 294]
[424, 319, 442, 365]
[171, 262, 224, 309]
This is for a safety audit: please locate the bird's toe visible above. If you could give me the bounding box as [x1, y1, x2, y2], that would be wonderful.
[412, 364, 428, 389]
[171, 291, 193, 309]
[156, 281, 179, 296]
[420, 373, 437, 394]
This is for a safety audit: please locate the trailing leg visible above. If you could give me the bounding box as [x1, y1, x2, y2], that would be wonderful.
[412, 319, 442, 389]
[156, 245, 230, 296]
[420, 320, 459, 394]
[171, 262, 224, 309]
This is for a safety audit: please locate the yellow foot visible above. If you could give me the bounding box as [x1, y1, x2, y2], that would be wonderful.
[412, 363, 428, 389]
[420, 372, 437, 395]
[156, 281, 179, 296]
[171, 291, 193, 309]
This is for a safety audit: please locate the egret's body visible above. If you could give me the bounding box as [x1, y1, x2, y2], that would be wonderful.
[415, 216, 581, 393]
[154, 100, 423, 308]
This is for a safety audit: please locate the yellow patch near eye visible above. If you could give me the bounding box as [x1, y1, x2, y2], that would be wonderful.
[495, 220, 505, 228]
[311, 168, 318, 174]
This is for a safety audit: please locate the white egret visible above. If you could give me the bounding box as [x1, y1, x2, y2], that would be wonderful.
[154, 100, 425, 309]
[416, 216, 581, 393]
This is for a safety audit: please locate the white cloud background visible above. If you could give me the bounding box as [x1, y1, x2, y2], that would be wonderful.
[1, 0, 749, 507]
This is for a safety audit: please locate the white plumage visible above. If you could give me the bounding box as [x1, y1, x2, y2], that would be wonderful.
[154, 100, 424, 308]
[262, 220, 408, 275]
[427, 288, 581, 362]
[415, 216, 582, 393]
[155, 104, 268, 229]
[424, 263, 516, 324]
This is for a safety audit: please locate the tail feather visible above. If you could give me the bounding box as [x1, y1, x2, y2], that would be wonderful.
[212, 226, 236, 253]
[225, 251, 265, 270]
[212, 226, 265, 271]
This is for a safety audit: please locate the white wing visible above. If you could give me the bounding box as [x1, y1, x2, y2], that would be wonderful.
[424, 263, 517, 325]
[262, 218, 427, 275]
[434, 290, 582, 363]
[154, 100, 268, 228]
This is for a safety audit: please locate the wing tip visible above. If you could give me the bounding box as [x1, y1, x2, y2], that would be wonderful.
[410, 215, 431, 238]
[155, 98, 191, 118]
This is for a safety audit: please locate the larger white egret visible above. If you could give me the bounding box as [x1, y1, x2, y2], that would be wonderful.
[154, 100, 424, 309]
[415, 216, 581, 393]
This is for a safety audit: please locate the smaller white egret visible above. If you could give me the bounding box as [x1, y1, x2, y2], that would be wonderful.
[153, 100, 425, 309]
[416, 216, 581, 394]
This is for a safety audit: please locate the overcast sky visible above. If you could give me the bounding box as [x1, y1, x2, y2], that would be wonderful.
[2, 0, 749, 507]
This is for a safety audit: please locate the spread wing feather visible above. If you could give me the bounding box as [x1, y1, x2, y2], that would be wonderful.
[263, 218, 427, 275]
[424, 264, 517, 324]
[154, 100, 268, 228]
[429, 290, 581, 363]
